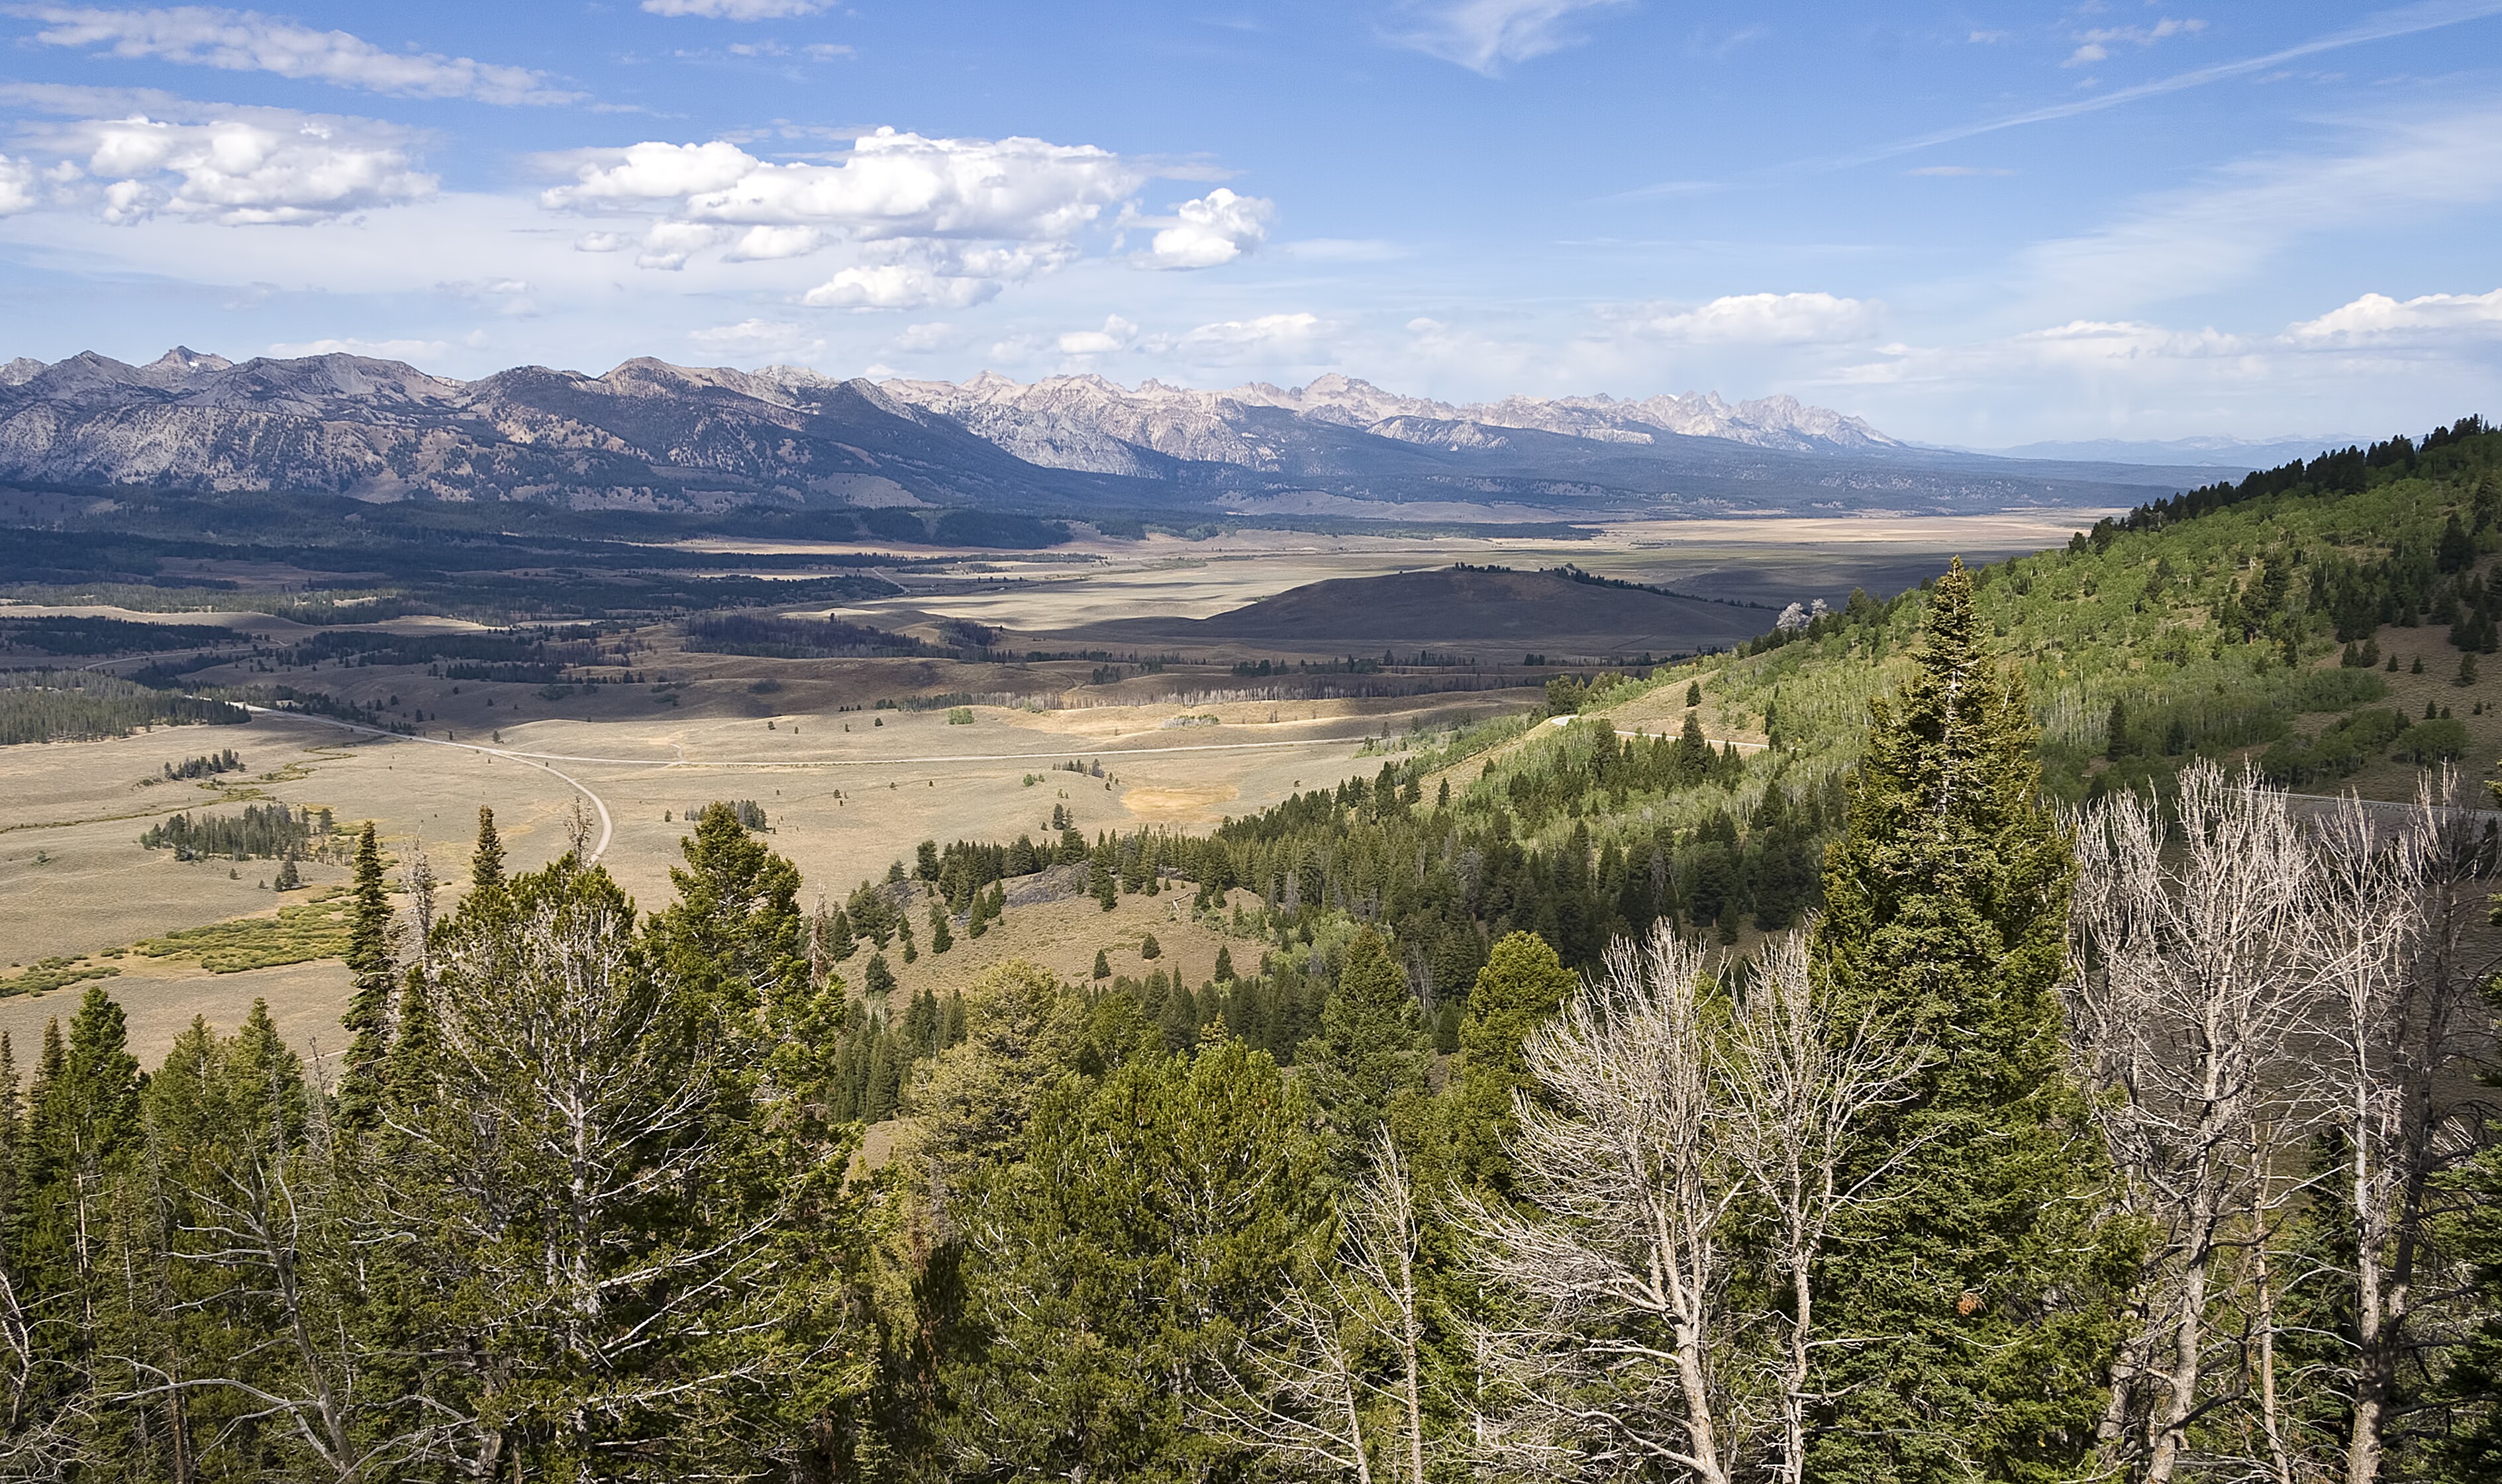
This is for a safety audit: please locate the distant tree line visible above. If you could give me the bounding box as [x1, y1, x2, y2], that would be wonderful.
[0, 671, 246, 746]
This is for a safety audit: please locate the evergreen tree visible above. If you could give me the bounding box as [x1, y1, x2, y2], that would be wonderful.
[1093, 949, 1111, 981]
[1436, 930, 1574, 1199]
[1090, 846, 1117, 911]
[336, 820, 396, 1126]
[12, 991, 142, 1443]
[865, 953, 895, 996]
[1215, 944, 1235, 981]
[1807, 558, 2125, 1484]
[929, 901, 953, 954]
[1139, 932, 1161, 960]
[470, 805, 504, 898]
[650, 801, 807, 1017]
[1296, 927, 1427, 1171]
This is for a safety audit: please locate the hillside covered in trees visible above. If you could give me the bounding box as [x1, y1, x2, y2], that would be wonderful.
[3, 419, 2502, 1481]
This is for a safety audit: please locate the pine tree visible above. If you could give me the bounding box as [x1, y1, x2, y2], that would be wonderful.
[470, 805, 505, 898]
[1807, 558, 2123, 1484]
[1139, 932, 1161, 960]
[1296, 926, 1427, 1172]
[1215, 944, 1235, 981]
[652, 801, 807, 1018]
[336, 821, 396, 1126]
[865, 953, 895, 997]
[1093, 948, 1111, 981]
[1686, 680, 1702, 707]
[928, 902, 954, 954]
[1436, 930, 1575, 1199]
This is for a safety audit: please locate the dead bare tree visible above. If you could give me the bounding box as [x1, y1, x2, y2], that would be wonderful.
[1721, 930, 1922, 1484]
[2301, 771, 2497, 1484]
[400, 835, 438, 971]
[2067, 763, 2317, 1483]
[1202, 1127, 1427, 1483]
[1459, 923, 1751, 1484]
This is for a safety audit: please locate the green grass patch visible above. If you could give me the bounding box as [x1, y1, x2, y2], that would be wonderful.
[0, 956, 122, 998]
[136, 891, 352, 973]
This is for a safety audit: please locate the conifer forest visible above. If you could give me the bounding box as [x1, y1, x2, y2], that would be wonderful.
[11, 422, 2502, 1484]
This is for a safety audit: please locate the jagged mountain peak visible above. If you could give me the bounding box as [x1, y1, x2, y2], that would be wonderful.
[874, 370, 1899, 466]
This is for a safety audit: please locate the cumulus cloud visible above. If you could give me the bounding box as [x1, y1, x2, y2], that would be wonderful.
[1142, 187, 1274, 269]
[801, 264, 999, 310]
[25, 109, 436, 224]
[1619, 292, 1879, 344]
[1057, 315, 1138, 355]
[1388, 0, 1632, 75]
[641, 0, 827, 16]
[539, 126, 1181, 304]
[2285, 288, 2502, 344]
[0, 154, 37, 214]
[2066, 17, 2207, 68]
[543, 128, 1140, 244]
[14, 5, 578, 105]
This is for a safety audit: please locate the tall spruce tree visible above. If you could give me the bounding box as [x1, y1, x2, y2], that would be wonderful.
[1807, 558, 2125, 1484]
[1296, 926, 1427, 1171]
[1436, 930, 1576, 1199]
[469, 805, 505, 901]
[336, 821, 395, 1126]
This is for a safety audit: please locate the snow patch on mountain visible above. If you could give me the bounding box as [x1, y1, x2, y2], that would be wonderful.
[874, 371, 1898, 473]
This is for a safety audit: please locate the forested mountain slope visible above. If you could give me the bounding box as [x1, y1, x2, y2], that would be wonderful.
[5, 419, 2501, 1481]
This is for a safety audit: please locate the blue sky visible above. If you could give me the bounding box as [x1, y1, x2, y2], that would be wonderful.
[1, 1, 2499, 446]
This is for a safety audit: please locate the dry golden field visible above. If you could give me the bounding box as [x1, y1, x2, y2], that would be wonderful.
[0, 512, 2115, 1062]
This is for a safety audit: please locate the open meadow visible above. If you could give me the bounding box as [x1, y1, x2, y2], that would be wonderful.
[0, 510, 2120, 1060]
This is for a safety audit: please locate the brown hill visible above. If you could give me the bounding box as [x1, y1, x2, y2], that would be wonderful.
[1068, 566, 1767, 658]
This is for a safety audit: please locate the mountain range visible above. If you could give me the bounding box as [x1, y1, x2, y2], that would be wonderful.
[0, 348, 2232, 526]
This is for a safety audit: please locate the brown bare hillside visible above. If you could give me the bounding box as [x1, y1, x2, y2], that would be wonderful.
[1064, 565, 1764, 657]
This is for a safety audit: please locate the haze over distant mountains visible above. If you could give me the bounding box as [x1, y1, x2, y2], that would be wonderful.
[0, 348, 2242, 526]
[1981, 435, 2361, 469]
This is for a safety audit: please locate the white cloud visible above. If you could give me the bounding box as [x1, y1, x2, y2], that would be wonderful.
[544, 128, 1141, 246]
[1181, 311, 1325, 349]
[574, 230, 632, 252]
[641, 0, 828, 17]
[724, 223, 825, 260]
[1389, 0, 1632, 75]
[2066, 17, 2208, 68]
[14, 5, 578, 105]
[264, 335, 451, 361]
[1142, 187, 1274, 269]
[801, 264, 998, 309]
[1618, 291, 1879, 344]
[1057, 315, 1138, 355]
[32, 109, 436, 224]
[0, 154, 36, 214]
[634, 220, 725, 270]
[687, 317, 825, 358]
[891, 321, 967, 353]
[2019, 105, 2502, 316]
[542, 140, 759, 205]
[2286, 288, 2502, 344]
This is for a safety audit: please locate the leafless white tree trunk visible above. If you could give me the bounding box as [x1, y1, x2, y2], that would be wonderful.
[2301, 769, 2496, 1484]
[1721, 930, 1921, 1484]
[1202, 1126, 1427, 1483]
[1459, 923, 1748, 1484]
[2067, 763, 2315, 1483]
